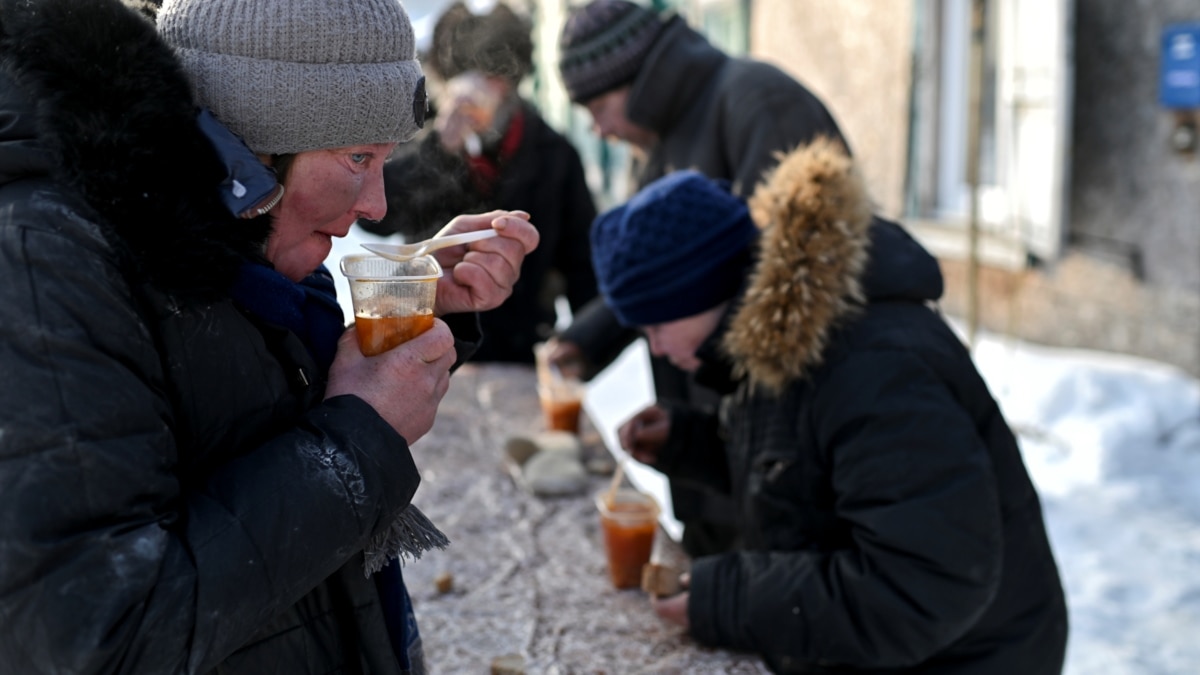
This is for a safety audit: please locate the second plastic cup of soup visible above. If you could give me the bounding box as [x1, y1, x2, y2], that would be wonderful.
[596, 489, 660, 590]
[537, 379, 587, 433]
[339, 254, 442, 356]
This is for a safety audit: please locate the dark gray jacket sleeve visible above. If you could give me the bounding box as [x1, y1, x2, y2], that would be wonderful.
[557, 141, 599, 314]
[557, 297, 639, 380]
[653, 401, 731, 496]
[689, 351, 1003, 671]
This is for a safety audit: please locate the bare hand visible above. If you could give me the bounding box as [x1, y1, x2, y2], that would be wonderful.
[618, 404, 670, 465]
[434, 72, 503, 154]
[652, 588, 690, 629]
[544, 337, 587, 380]
[432, 210, 539, 316]
[324, 320, 457, 443]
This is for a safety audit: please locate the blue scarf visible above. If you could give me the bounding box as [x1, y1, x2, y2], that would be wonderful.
[230, 262, 345, 372]
[231, 260, 424, 670]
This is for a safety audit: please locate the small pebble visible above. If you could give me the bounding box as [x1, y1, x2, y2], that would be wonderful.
[434, 571, 454, 594]
[586, 456, 617, 475]
[490, 653, 525, 675]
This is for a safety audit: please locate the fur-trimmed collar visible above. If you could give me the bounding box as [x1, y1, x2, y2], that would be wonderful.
[719, 138, 944, 393]
[0, 0, 271, 303]
[722, 138, 875, 393]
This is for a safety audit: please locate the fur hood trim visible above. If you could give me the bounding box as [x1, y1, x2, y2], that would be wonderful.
[723, 137, 873, 393]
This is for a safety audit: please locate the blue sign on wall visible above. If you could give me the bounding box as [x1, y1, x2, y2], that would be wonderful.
[1161, 23, 1200, 109]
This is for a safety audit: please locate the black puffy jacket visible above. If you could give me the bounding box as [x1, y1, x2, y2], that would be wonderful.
[654, 142, 1068, 673]
[0, 1, 473, 672]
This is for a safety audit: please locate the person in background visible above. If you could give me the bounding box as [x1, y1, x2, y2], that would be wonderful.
[549, 0, 849, 557]
[360, 1, 598, 364]
[0, 0, 537, 673]
[591, 139, 1068, 674]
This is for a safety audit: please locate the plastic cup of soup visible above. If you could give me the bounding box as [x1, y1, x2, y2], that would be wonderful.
[339, 254, 441, 356]
[596, 489, 660, 589]
[537, 379, 587, 433]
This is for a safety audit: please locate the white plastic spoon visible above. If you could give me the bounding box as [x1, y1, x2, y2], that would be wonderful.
[361, 228, 499, 262]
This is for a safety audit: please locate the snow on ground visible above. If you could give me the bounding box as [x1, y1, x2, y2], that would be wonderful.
[327, 229, 1200, 674]
[969, 333, 1200, 675]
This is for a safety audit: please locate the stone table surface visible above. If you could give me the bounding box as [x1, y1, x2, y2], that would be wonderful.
[401, 363, 769, 674]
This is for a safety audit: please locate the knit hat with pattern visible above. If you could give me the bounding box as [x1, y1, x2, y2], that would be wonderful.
[558, 0, 666, 104]
[157, 0, 427, 155]
[591, 170, 759, 327]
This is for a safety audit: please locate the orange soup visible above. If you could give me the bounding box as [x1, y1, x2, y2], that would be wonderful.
[599, 501, 658, 589]
[541, 397, 583, 433]
[356, 311, 435, 356]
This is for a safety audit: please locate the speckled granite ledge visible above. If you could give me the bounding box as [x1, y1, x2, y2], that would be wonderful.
[399, 364, 768, 674]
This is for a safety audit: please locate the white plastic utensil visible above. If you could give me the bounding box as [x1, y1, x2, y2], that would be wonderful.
[361, 228, 499, 262]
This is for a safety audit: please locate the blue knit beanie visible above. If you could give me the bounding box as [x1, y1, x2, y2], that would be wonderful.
[591, 170, 758, 327]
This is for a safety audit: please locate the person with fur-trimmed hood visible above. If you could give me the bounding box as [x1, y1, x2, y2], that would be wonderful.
[550, 0, 851, 559]
[590, 138, 1068, 673]
[0, 0, 538, 673]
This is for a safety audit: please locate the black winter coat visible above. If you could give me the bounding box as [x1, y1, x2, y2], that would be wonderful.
[655, 142, 1068, 673]
[362, 102, 598, 364]
[0, 2, 476, 672]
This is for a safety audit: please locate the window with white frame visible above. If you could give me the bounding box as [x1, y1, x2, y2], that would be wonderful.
[905, 0, 1074, 266]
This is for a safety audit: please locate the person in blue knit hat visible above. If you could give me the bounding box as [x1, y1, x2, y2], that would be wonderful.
[591, 170, 758, 331]
[591, 139, 1068, 674]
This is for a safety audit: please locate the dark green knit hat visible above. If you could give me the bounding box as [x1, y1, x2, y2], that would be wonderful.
[558, 0, 666, 104]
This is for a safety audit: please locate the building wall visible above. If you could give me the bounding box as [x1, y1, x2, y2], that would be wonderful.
[751, 0, 1200, 376]
[1053, 0, 1200, 374]
[751, 1, 913, 218]
[938, 255, 1200, 375]
[1070, 0, 1200, 292]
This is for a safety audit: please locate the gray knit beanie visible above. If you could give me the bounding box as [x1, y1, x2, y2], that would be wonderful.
[157, 0, 427, 155]
[559, 0, 666, 104]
